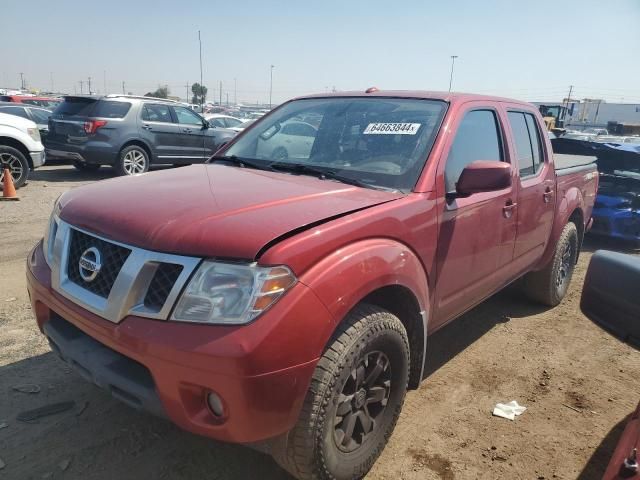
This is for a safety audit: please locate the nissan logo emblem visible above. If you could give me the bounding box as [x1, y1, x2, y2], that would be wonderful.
[78, 247, 102, 282]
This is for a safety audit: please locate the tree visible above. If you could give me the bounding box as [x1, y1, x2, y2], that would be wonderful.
[144, 86, 169, 99]
[191, 83, 207, 104]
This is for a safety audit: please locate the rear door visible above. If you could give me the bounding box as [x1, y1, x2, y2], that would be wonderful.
[433, 104, 518, 328]
[170, 106, 207, 163]
[139, 103, 183, 162]
[506, 109, 555, 265]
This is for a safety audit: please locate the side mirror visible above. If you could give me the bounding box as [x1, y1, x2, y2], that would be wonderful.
[581, 250, 640, 347]
[203, 120, 211, 129]
[456, 160, 511, 196]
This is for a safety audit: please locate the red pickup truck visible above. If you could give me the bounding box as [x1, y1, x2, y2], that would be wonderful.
[27, 90, 597, 480]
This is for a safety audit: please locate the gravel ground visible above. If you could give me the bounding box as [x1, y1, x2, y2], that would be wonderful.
[1, 164, 639, 480]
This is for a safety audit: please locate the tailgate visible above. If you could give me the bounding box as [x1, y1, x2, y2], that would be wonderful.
[48, 97, 97, 144]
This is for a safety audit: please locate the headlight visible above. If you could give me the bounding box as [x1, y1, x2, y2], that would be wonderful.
[171, 262, 296, 325]
[42, 197, 61, 267]
[27, 127, 41, 143]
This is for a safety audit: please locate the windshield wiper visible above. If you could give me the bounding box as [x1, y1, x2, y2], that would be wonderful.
[269, 162, 398, 192]
[209, 155, 271, 171]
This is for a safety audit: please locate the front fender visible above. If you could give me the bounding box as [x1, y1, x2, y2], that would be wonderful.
[299, 238, 429, 351]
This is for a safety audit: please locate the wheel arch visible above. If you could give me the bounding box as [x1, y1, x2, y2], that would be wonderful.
[119, 139, 153, 163]
[0, 136, 32, 168]
[300, 239, 430, 390]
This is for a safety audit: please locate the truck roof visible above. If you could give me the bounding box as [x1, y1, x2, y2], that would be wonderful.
[293, 89, 533, 107]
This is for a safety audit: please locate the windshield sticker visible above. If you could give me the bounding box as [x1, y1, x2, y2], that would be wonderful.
[363, 123, 421, 135]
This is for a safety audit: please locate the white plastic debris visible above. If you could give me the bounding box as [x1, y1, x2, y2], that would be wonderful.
[492, 400, 527, 420]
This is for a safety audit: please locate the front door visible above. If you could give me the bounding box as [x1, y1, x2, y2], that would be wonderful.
[171, 106, 207, 163]
[432, 105, 518, 328]
[505, 109, 555, 265]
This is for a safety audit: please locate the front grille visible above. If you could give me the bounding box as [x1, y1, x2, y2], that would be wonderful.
[67, 229, 131, 298]
[144, 263, 183, 310]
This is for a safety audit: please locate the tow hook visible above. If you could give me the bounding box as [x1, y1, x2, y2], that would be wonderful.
[623, 448, 639, 475]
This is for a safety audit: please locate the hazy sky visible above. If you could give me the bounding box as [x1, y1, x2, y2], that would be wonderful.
[2, 0, 639, 104]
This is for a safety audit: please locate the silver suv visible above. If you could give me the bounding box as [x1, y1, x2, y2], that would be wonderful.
[47, 95, 237, 175]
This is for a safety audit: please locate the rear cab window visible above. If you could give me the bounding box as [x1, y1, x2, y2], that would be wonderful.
[444, 109, 504, 193]
[507, 111, 544, 177]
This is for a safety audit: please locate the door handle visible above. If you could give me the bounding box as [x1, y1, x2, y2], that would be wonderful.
[142, 124, 152, 130]
[183, 128, 192, 133]
[503, 199, 517, 219]
[543, 187, 553, 203]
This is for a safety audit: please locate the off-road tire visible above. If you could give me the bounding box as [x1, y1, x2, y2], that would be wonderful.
[115, 145, 149, 176]
[72, 160, 101, 172]
[0, 145, 29, 190]
[522, 222, 579, 306]
[272, 304, 410, 480]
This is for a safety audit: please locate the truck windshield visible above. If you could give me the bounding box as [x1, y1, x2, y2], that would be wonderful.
[221, 97, 447, 192]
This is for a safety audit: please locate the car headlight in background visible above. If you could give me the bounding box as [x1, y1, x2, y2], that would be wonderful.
[171, 262, 297, 325]
[27, 127, 41, 143]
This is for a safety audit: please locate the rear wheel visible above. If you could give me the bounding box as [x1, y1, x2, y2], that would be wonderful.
[0, 146, 29, 190]
[272, 304, 409, 480]
[72, 160, 101, 172]
[116, 145, 149, 176]
[522, 222, 578, 306]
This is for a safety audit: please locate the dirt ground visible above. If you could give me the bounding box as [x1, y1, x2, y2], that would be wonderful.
[1, 164, 640, 480]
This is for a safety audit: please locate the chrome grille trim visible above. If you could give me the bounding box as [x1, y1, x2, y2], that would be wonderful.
[49, 219, 201, 323]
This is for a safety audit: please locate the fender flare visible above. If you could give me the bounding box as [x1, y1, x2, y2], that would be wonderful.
[537, 186, 584, 269]
[299, 238, 430, 384]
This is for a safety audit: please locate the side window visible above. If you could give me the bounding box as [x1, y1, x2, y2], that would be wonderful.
[93, 101, 131, 119]
[142, 104, 172, 123]
[0, 106, 29, 119]
[445, 110, 503, 193]
[174, 107, 204, 125]
[209, 118, 226, 128]
[525, 113, 543, 173]
[225, 117, 243, 128]
[508, 111, 543, 177]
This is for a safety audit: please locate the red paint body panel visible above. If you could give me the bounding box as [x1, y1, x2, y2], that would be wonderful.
[28, 91, 598, 443]
[603, 401, 640, 480]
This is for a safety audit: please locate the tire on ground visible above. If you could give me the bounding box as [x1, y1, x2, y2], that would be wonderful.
[522, 222, 579, 307]
[115, 145, 150, 176]
[272, 303, 410, 480]
[0, 145, 30, 190]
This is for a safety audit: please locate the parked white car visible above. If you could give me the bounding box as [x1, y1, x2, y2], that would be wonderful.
[0, 112, 45, 189]
[204, 114, 246, 130]
[256, 121, 317, 160]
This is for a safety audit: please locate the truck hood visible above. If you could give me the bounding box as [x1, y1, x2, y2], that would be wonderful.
[58, 164, 403, 260]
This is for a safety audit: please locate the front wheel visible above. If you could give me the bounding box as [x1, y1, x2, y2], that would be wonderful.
[273, 304, 409, 480]
[522, 222, 579, 306]
[115, 145, 149, 176]
[0, 146, 29, 190]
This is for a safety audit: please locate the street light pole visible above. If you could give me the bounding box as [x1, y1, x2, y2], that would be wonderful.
[269, 65, 274, 109]
[198, 30, 204, 109]
[448, 55, 458, 92]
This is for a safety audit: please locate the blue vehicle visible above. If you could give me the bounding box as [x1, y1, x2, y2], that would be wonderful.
[589, 143, 640, 245]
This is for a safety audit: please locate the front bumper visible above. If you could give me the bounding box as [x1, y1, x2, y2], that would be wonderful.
[29, 150, 45, 168]
[27, 242, 334, 443]
[590, 210, 640, 243]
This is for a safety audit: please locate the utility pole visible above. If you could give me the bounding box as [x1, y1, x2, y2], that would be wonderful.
[562, 85, 574, 126]
[269, 65, 274, 109]
[448, 55, 458, 92]
[226, 93, 229, 106]
[50, 72, 54, 92]
[234, 77, 237, 105]
[87, 76, 92, 95]
[185, 82, 190, 103]
[198, 30, 204, 109]
[19, 72, 24, 90]
[219, 80, 222, 105]
[122, 81, 125, 94]
[79, 80, 84, 94]
[103, 70, 106, 94]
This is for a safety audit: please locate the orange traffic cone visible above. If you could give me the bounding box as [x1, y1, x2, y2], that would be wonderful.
[1, 167, 20, 201]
